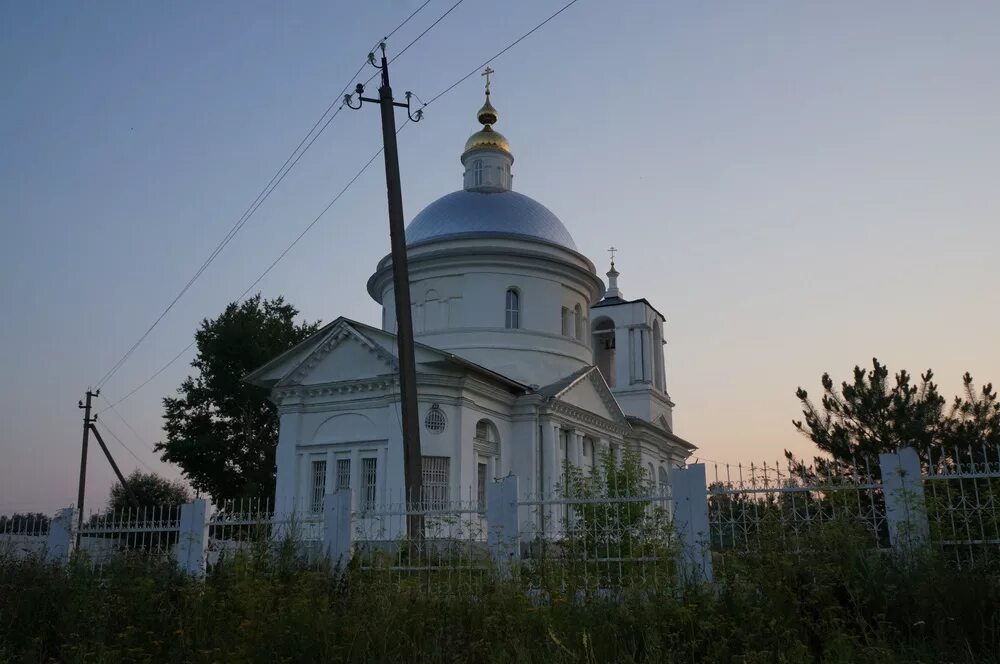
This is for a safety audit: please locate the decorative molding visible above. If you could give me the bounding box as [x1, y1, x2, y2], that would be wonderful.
[545, 399, 629, 436]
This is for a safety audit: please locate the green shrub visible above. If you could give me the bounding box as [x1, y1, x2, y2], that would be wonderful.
[1, 526, 999, 663]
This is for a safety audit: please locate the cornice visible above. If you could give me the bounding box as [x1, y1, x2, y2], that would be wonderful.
[544, 399, 629, 436]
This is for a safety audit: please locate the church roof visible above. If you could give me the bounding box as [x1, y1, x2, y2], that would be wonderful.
[405, 189, 577, 250]
[244, 316, 529, 393]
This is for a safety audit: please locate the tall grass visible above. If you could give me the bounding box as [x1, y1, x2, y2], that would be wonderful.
[2, 521, 999, 663]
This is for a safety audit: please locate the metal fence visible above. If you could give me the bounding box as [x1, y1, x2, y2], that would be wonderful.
[4, 444, 999, 584]
[707, 458, 888, 556]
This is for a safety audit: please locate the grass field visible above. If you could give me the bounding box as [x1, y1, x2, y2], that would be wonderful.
[2, 521, 999, 663]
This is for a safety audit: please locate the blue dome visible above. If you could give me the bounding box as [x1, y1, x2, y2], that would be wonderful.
[405, 190, 577, 250]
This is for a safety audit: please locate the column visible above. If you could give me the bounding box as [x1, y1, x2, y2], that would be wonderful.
[298, 453, 311, 514]
[273, 411, 301, 518]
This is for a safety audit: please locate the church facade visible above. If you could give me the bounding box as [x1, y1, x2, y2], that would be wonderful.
[247, 82, 695, 516]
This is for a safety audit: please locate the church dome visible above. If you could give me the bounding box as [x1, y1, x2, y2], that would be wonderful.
[405, 70, 576, 251]
[405, 189, 577, 250]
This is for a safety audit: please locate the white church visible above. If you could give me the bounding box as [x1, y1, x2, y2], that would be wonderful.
[247, 79, 695, 515]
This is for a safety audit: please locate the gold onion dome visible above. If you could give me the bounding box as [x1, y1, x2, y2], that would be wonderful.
[463, 94, 511, 155]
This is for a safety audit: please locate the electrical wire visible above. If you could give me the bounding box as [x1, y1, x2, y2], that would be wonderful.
[93, 419, 156, 474]
[100, 120, 411, 414]
[94, 2, 435, 391]
[423, 0, 582, 107]
[100, 0, 587, 410]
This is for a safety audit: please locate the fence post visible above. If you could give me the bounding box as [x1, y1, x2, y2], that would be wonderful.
[323, 489, 352, 570]
[671, 463, 713, 584]
[879, 447, 928, 552]
[487, 474, 520, 578]
[176, 499, 209, 578]
[45, 507, 77, 565]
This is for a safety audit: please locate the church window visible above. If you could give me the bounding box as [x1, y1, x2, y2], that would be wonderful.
[658, 465, 669, 493]
[310, 459, 326, 513]
[505, 288, 520, 329]
[361, 457, 378, 510]
[474, 159, 484, 187]
[421, 456, 450, 510]
[561, 307, 571, 336]
[574, 304, 583, 340]
[424, 404, 447, 433]
[474, 419, 500, 457]
[336, 459, 351, 490]
[477, 462, 488, 511]
[592, 317, 616, 387]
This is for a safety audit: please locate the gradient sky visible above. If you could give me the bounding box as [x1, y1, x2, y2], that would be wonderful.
[2, 0, 999, 514]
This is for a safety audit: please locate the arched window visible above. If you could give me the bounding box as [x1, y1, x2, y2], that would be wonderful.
[574, 304, 584, 340]
[505, 288, 520, 329]
[592, 317, 616, 387]
[474, 419, 501, 510]
[474, 159, 484, 187]
[658, 466, 669, 493]
[475, 419, 500, 454]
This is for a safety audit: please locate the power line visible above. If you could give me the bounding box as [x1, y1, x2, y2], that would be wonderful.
[100, 0, 587, 409]
[100, 121, 410, 414]
[423, 0, 582, 107]
[94, 3, 435, 391]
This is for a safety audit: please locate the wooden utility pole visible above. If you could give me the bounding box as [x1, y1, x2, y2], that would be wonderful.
[76, 390, 96, 541]
[347, 44, 425, 535]
[76, 389, 139, 547]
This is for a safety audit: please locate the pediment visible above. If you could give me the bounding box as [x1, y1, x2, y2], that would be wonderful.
[546, 367, 628, 426]
[280, 324, 398, 387]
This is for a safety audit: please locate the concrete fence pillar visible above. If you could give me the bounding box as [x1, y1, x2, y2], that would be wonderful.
[176, 499, 210, 578]
[879, 447, 928, 552]
[323, 489, 352, 569]
[45, 507, 77, 565]
[671, 463, 713, 584]
[487, 474, 520, 578]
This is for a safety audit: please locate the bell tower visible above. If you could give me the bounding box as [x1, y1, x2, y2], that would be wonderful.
[589, 252, 674, 431]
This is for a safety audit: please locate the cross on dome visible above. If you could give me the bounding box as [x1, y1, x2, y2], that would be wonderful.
[482, 66, 494, 95]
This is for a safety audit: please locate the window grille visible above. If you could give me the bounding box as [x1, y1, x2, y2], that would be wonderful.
[336, 459, 351, 490]
[311, 460, 326, 513]
[477, 462, 488, 511]
[424, 405, 447, 433]
[421, 456, 450, 510]
[505, 289, 520, 329]
[361, 458, 377, 510]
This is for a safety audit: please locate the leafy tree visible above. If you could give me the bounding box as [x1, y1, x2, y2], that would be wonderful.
[107, 470, 191, 513]
[789, 358, 999, 477]
[156, 295, 320, 501]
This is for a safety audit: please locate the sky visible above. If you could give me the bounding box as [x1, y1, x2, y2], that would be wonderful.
[2, 0, 999, 514]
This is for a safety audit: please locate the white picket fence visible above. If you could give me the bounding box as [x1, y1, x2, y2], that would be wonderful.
[3, 445, 998, 586]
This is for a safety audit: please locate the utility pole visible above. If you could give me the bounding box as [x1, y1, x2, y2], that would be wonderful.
[76, 390, 96, 541]
[347, 43, 425, 536]
[76, 389, 139, 547]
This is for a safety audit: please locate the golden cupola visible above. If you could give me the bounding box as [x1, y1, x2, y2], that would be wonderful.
[461, 67, 514, 193]
[463, 96, 511, 156]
